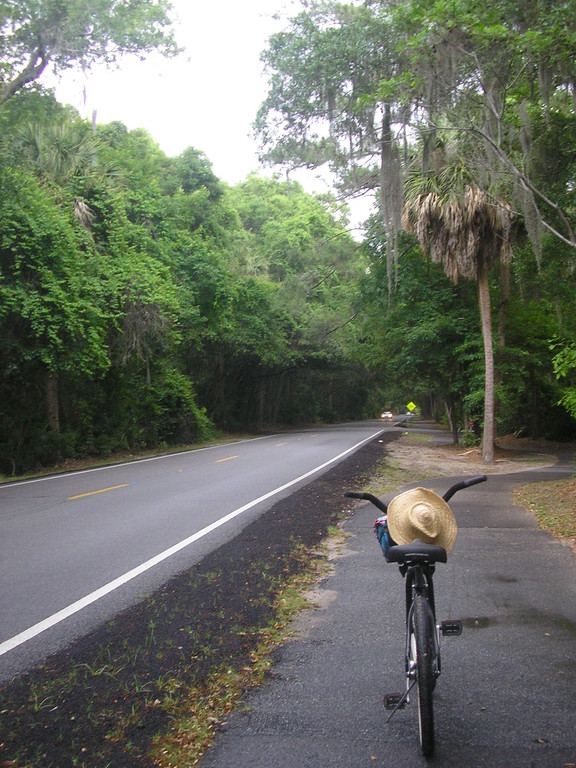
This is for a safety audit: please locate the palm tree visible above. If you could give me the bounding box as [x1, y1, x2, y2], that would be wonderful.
[16, 120, 99, 227]
[402, 165, 515, 463]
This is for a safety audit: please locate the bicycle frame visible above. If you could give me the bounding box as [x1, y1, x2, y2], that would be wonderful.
[403, 561, 436, 620]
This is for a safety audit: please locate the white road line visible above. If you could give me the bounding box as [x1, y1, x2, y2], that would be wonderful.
[0, 429, 383, 656]
[0, 435, 273, 489]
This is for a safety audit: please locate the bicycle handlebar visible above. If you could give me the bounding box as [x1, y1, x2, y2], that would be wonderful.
[442, 474, 487, 502]
[344, 491, 388, 514]
[344, 474, 487, 514]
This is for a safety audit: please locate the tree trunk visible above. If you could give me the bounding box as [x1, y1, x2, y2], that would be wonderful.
[494, 260, 510, 422]
[477, 264, 495, 463]
[379, 102, 402, 298]
[444, 398, 459, 445]
[498, 261, 510, 348]
[257, 380, 265, 430]
[46, 371, 60, 433]
[272, 371, 285, 424]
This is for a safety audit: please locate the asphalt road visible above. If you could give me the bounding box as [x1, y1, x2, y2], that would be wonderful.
[0, 422, 387, 682]
[199, 451, 576, 767]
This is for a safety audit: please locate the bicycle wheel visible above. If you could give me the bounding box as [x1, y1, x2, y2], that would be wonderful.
[411, 593, 435, 756]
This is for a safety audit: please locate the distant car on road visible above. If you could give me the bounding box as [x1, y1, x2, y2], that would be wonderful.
[381, 411, 393, 420]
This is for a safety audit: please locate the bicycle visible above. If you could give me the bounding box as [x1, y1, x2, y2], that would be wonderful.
[345, 475, 487, 757]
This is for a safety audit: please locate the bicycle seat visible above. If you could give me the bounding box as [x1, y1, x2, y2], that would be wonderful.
[385, 541, 447, 564]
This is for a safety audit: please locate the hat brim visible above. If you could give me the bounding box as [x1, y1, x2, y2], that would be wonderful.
[387, 487, 458, 552]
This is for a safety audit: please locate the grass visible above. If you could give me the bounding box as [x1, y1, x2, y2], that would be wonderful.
[2, 547, 331, 768]
[362, 454, 439, 497]
[514, 478, 576, 553]
[361, 432, 445, 497]
[150, 549, 331, 768]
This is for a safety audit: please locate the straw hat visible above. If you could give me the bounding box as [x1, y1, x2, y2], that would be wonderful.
[387, 487, 458, 552]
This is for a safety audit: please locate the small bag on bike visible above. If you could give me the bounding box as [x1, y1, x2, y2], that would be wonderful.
[374, 515, 393, 555]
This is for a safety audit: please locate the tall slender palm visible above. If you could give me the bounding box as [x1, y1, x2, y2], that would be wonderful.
[403, 166, 515, 463]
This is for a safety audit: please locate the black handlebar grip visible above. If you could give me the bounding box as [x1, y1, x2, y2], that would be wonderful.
[443, 474, 487, 502]
[344, 491, 388, 514]
[463, 474, 488, 487]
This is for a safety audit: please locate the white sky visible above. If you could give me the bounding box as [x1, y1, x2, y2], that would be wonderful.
[54, 0, 297, 181]
[53, 0, 374, 229]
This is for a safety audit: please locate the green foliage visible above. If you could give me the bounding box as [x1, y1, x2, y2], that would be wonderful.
[174, 147, 223, 200]
[552, 341, 576, 422]
[0, 164, 110, 374]
[189, 175, 369, 429]
[256, 3, 400, 194]
[4, 0, 576, 475]
[255, 0, 576, 447]
[356, 234, 481, 427]
[0, 0, 179, 104]
[0, 85, 375, 473]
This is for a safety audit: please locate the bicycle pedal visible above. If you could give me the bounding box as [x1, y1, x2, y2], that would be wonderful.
[441, 620, 463, 636]
[384, 693, 405, 710]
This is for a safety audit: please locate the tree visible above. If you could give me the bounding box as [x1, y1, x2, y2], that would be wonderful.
[0, 0, 179, 105]
[16, 119, 99, 185]
[552, 342, 576, 421]
[189, 175, 368, 429]
[387, 0, 576, 252]
[11, 115, 106, 428]
[403, 165, 515, 462]
[0, 165, 110, 441]
[357, 230, 481, 442]
[257, 0, 576, 268]
[174, 147, 223, 200]
[255, 3, 405, 284]
[15, 117, 101, 226]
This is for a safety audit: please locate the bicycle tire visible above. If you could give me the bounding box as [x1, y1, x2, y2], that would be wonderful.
[412, 593, 435, 756]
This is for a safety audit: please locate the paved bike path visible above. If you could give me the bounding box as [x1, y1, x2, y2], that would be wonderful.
[199, 455, 576, 768]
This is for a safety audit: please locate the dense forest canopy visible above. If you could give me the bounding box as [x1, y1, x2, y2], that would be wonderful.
[256, 0, 576, 456]
[1, 0, 576, 475]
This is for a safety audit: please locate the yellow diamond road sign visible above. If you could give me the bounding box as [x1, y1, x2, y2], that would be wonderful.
[407, 401, 417, 412]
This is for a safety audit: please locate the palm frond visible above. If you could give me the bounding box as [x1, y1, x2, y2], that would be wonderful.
[402, 168, 515, 283]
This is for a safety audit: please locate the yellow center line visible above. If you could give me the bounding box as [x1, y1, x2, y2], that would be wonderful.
[276, 442, 288, 446]
[67, 483, 129, 501]
[215, 455, 239, 463]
